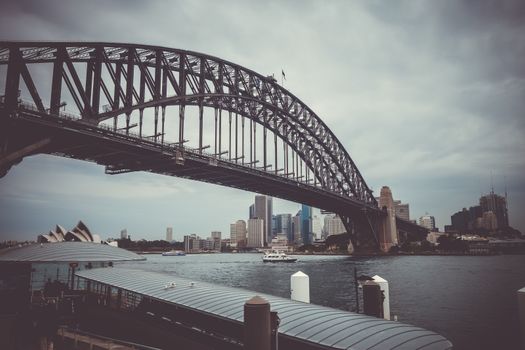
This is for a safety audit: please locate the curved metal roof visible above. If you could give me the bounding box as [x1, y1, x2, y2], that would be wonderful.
[0, 242, 145, 262]
[76, 267, 452, 350]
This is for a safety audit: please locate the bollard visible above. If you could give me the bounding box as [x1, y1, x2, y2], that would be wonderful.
[291, 271, 310, 303]
[244, 296, 271, 350]
[362, 281, 383, 318]
[372, 275, 390, 320]
[518, 287, 525, 349]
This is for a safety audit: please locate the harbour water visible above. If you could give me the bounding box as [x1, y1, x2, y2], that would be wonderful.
[122, 253, 525, 350]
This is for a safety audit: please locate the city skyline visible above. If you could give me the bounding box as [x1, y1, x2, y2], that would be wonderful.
[0, 0, 524, 241]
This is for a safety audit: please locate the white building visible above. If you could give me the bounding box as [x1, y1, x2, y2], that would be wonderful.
[166, 227, 173, 242]
[419, 214, 436, 231]
[312, 215, 322, 241]
[323, 214, 346, 237]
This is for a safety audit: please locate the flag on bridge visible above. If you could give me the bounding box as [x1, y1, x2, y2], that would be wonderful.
[282, 69, 286, 80]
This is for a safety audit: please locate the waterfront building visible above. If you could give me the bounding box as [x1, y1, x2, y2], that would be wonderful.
[183, 234, 198, 252]
[247, 218, 264, 248]
[253, 195, 273, 245]
[210, 231, 221, 251]
[271, 215, 278, 236]
[419, 214, 436, 231]
[479, 191, 508, 229]
[38, 221, 101, 243]
[301, 204, 312, 245]
[292, 211, 302, 245]
[270, 234, 290, 251]
[451, 208, 469, 232]
[0, 242, 144, 315]
[275, 213, 292, 242]
[166, 227, 173, 242]
[230, 220, 247, 248]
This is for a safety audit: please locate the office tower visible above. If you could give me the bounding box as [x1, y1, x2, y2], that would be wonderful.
[276, 213, 292, 242]
[166, 227, 173, 242]
[301, 204, 312, 245]
[254, 195, 273, 246]
[292, 211, 302, 245]
[247, 218, 264, 248]
[184, 234, 199, 253]
[419, 214, 436, 231]
[120, 228, 128, 240]
[393, 200, 410, 221]
[479, 192, 508, 229]
[323, 214, 346, 237]
[249, 204, 255, 219]
[451, 208, 469, 232]
[211, 231, 221, 251]
[230, 220, 247, 248]
[311, 215, 321, 241]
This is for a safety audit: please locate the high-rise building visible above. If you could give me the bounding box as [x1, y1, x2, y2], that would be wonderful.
[419, 214, 436, 231]
[311, 215, 322, 241]
[249, 204, 255, 219]
[451, 208, 469, 232]
[323, 214, 346, 237]
[247, 218, 264, 248]
[292, 211, 302, 245]
[184, 234, 200, 253]
[230, 220, 247, 248]
[254, 195, 273, 246]
[275, 214, 292, 242]
[301, 204, 312, 245]
[166, 227, 173, 242]
[120, 229, 128, 240]
[272, 215, 278, 236]
[479, 191, 508, 229]
[211, 231, 221, 251]
[393, 200, 410, 221]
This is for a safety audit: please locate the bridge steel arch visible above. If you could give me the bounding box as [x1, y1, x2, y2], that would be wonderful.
[0, 42, 401, 251]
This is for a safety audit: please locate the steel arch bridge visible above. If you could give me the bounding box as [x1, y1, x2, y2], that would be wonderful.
[0, 42, 426, 251]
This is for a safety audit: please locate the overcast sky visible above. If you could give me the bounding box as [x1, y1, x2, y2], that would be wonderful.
[0, 0, 524, 241]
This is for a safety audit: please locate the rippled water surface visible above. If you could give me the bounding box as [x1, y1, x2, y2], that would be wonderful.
[121, 253, 525, 350]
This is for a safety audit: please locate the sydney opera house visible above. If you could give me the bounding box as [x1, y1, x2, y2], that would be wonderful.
[37, 220, 102, 243]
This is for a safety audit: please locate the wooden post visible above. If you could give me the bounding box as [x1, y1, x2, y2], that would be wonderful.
[244, 296, 271, 350]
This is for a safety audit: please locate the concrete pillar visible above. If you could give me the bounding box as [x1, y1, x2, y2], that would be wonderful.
[377, 186, 399, 252]
[518, 287, 525, 349]
[244, 296, 271, 350]
[291, 271, 310, 303]
[372, 275, 390, 320]
[362, 281, 383, 318]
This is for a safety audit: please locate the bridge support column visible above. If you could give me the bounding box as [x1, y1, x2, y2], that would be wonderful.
[377, 186, 399, 253]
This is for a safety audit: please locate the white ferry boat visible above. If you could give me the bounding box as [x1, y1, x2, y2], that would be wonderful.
[262, 251, 297, 262]
[162, 250, 186, 256]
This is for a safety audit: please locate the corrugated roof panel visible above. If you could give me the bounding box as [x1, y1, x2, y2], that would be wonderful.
[0, 242, 145, 262]
[75, 267, 453, 350]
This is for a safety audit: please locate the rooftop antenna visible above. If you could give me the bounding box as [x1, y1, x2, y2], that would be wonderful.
[490, 170, 494, 194]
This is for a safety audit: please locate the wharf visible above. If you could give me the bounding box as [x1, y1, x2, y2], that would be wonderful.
[75, 267, 453, 350]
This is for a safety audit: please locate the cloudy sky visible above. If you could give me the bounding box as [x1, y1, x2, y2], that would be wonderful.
[0, 0, 524, 241]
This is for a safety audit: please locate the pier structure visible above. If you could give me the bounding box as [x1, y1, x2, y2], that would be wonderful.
[72, 267, 453, 350]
